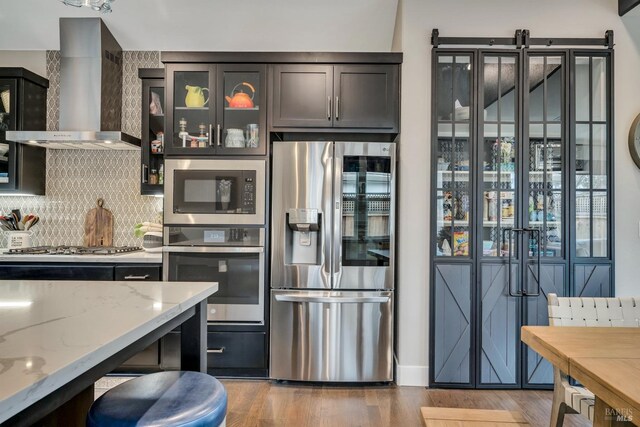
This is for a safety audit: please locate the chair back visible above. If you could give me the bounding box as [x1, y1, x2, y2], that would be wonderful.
[547, 293, 640, 327]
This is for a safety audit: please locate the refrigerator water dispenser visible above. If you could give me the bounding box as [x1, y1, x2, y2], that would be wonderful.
[286, 208, 320, 265]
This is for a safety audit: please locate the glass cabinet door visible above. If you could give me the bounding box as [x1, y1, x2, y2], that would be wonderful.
[0, 79, 16, 132]
[165, 64, 216, 155]
[216, 65, 266, 155]
[433, 54, 473, 258]
[0, 79, 16, 189]
[141, 78, 165, 195]
[480, 54, 519, 259]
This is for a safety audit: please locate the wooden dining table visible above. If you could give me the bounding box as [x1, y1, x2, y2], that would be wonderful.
[522, 326, 640, 427]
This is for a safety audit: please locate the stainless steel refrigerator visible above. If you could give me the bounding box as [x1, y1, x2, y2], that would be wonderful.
[270, 141, 395, 382]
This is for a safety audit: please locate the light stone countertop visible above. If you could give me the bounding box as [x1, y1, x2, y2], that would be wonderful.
[0, 280, 218, 423]
[0, 250, 162, 263]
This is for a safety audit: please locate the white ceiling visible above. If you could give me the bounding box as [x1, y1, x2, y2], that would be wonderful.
[0, 0, 399, 52]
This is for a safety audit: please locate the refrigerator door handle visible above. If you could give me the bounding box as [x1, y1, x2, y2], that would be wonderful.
[322, 151, 334, 279]
[274, 294, 390, 304]
[333, 154, 343, 282]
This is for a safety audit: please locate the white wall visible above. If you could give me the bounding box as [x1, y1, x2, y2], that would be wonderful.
[0, 0, 398, 52]
[0, 51, 46, 76]
[396, 0, 640, 387]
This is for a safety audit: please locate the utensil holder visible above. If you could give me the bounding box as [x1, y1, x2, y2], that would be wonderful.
[6, 231, 32, 250]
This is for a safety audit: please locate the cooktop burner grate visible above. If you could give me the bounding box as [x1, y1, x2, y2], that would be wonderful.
[7, 246, 143, 255]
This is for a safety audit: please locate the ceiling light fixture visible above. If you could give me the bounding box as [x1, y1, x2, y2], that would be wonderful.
[59, 0, 114, 13]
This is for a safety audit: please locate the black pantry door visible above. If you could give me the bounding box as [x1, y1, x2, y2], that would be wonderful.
[430, 47, 613, 389]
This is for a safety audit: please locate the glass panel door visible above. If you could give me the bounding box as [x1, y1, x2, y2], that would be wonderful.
[434, 54, 472, 257]
[480, 54, 519, 259]
[216, 65, 266, 155]
[526, 55, 564, 258]
[341, 155, 392, 267]
[574, 55, 610, 258]
[166, 65, 216, 154]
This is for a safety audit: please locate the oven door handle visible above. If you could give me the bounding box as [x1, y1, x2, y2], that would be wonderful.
[163, 246, 264, 254]
[275, 294, 390, 304]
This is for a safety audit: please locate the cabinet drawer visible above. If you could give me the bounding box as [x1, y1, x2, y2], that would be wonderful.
[0, 265, 114, 280]
[207, 332, 266, 369]
[114, 265, 161, 281]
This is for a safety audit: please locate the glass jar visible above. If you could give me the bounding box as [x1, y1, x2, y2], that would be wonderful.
[149, 169, 158, 185]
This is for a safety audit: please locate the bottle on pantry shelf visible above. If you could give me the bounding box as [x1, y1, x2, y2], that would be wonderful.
[158, 164, 164, 185]
[149, 169, 158, 185]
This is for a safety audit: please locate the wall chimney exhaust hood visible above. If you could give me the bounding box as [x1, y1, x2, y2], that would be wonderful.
[7, 18, 140, 150]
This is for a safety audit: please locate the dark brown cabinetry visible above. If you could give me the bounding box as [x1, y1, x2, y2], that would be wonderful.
[139, 69, 165, 196]
[271, 64, 399, 131]
[0, 68, 48, 195]
[164, 63, 267, 156]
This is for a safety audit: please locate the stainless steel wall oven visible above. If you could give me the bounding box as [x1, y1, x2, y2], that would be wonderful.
[163, 226, 265, 324]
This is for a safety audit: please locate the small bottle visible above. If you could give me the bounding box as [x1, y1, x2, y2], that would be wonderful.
[158, 164, 164, 185]
[502, 200, 509, 218]
[149, 169, 158, 185]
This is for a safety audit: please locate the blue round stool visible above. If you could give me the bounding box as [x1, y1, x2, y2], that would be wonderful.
[87, 371, 227, 427]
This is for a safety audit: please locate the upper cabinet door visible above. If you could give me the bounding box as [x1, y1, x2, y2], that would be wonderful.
[333, 65, 399, 130]
[271, 65, 333, 128]
[165, 64, 217, 155]
[216, 64, 267, 155]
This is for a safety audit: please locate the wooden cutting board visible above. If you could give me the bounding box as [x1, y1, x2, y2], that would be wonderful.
[83, 198, 113, 247]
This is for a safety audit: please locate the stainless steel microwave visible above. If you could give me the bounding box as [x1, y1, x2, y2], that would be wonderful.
[164, 158, 266, 225]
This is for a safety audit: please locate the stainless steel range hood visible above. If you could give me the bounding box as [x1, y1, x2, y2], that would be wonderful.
[7, 18, 140, 150]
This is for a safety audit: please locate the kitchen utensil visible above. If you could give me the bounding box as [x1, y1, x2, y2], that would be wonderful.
[184, 85, 209, 108]
[12, 209, 21, 222]
[0, 216, 14, 231]
[84, 198, 114, 247]
[23, 215, 39, 231]
[225, 82, 255, 108]
[0, 90, 9, 113]
[224, 128, 245, 148]
[11, 212, 22, 230]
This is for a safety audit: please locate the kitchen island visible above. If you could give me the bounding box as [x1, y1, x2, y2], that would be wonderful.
[0, 279, 217, 425]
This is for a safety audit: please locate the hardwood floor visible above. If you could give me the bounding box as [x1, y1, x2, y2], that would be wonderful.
[220, 380, 591, 427]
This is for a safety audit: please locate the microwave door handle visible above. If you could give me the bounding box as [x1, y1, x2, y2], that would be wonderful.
[163, 246, 264, 254]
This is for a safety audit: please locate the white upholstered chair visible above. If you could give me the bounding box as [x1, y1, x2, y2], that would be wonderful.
[547, 293, 640, 426]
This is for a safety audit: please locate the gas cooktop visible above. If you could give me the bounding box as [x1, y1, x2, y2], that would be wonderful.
[7, 246, 143, 255]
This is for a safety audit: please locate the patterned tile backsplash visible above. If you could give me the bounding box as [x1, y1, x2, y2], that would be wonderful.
[0, 150, 163, 248]
[0, 51, 163, 249]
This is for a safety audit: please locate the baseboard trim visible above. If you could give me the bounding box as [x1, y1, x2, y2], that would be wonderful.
[396, 364, 429, 387]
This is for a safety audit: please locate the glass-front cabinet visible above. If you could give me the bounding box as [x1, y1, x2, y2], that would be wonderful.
[0, 68, 48, 195]
[165, 64, 266, 156]
[430, 49, 613, 389]
[139, 69, 164, 195]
